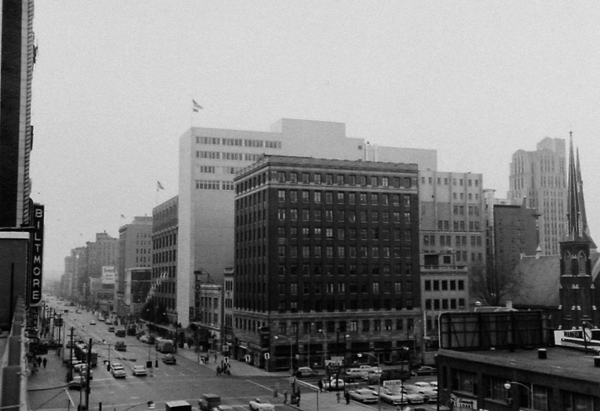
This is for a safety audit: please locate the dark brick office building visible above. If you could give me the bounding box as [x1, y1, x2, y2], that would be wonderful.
[233, 155, 422, 370]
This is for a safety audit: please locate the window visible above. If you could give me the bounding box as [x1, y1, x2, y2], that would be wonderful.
[362, 320, 370, 332]
[452, 370, 477, 395]
[337, 175, 345, 185]
[302, 190, 309, 203]
[314, 174, 322, 184]
[290, 172, 298, 183]
[302, 173, 310, 184]
[314, 192, 322, 203]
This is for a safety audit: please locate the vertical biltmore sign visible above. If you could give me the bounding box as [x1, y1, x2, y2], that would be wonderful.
[29, 203, 45, 305]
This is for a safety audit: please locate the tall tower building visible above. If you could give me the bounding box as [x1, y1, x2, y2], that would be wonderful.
[508, 137, 567, 255]
[177, 118, 437, 326]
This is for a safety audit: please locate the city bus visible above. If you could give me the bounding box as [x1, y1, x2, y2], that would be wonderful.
[73, 343, 99, 367]
[156, 338, 175, 353]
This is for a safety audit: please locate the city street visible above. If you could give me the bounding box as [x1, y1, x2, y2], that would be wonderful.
[28, 300, 439, 411]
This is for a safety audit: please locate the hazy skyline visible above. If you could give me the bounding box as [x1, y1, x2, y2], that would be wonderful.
[31, 1, 600, 276]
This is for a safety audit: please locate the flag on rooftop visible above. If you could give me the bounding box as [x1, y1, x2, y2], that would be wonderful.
[192, 100, 203, 112]
[157, 181, 165, 190]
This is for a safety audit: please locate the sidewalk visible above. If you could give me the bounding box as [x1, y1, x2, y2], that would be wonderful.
[174, 346, 378, 411]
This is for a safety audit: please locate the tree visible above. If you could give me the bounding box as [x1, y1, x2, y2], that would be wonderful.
[470, 263, 522, 307]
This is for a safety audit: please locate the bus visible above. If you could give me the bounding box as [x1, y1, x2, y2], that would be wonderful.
[156, 338, 175, 353]
[73, 343, 99, 367]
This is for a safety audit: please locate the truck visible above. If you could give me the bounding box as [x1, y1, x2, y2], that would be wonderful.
[156, 338, 175, 353]
[198, 394, 221, 411]
[166, 401, 191, 411]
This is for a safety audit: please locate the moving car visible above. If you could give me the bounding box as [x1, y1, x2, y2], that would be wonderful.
[111, 364, 126, 378]
[89, 320, 96, 325]
[162, 353, 177, 364]
[115, 341, 127, 351]
[413, 365, 437, 376]
[248, 398, 275, 411]
[349, 388, 379, 403]
[132, 365, 148, 376]
[296, 366, 318, 377]
[108, 326, 115, 332]
[73, 363, 93, 379]
[105, 319, 113, 325]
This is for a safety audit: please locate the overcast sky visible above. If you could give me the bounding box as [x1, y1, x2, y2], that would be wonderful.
[32, 1, 600, 277]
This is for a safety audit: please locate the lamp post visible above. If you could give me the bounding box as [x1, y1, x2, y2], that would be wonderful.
[504, 381, 534, 410]
[358, 353, 381, 411]
[318, 329, 328, 367]
[275, 335, 293, 373]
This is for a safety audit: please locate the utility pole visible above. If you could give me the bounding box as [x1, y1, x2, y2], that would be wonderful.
[84, 338, 92, 411]
[67, 327, 75, 381]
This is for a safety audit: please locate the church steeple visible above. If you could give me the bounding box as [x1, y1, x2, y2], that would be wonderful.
[564, 132, 595, 247]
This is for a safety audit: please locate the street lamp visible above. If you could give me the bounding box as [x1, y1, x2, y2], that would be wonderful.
[275, 335, 293, 372]
[318, 329, 328, 366]
[358, 353, 381, 411]
[504, 381, 534, 410]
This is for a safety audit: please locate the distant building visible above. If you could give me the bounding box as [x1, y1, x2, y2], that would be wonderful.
[117, 216, 153, 317]
[419, 170, 486, 268]
[177, 118, 437, 326]
[508, 137, 567, 255]
[233, 155, 421, 370]
[222, 267, 234, 356]
[124, 267, 151, 320]
[492, 200, 540, 277]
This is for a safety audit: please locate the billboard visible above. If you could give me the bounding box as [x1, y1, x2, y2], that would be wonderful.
[102, 266, 116, 284]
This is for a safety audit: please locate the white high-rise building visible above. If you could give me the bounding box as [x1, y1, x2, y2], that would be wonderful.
[177, 118, 437, 326]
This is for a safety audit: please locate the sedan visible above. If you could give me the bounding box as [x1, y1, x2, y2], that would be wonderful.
[132, 365, 148, 376]
[323, 378, 345, 391]
[89, 320, 96, 325]
[248, 398, 275, 411]
[68, 375, 87, 390]
[414, 366, 437, 376]
[296, 367, 318, 377]
[379, 389, 409, 405]
[162, 354, 176, 364]
[111, 365, 126, 379]
[349, 388, 379, 403]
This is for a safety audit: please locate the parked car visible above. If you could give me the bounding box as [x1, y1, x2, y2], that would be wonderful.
[405, 384, 437, 403]
[296, 366, 318, 377]
[68, 375, 87, 390]
[349, 388, 379, 403]
[73, 363, 93, 379]
[413, 366, 437, 376]
[89, 320, 96, 325]
[429, 381, 438, 390]
[115, 341, 127, 351]
[162, 353, 177, 364]
[323, 378, 346, 391]
[414, 382, 432, 389]
[139, 335, 149, 343]
[132, 365, 148, 376]
[105, 319, 113, 325]
[108, 326, 115, 332]
[379, 388, 409, 405]
[248, 398, 275, 411]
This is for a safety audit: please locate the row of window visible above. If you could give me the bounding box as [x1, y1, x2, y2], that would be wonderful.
[425, 299, 466, 311]
[424, 235, 483, 247]
[197, 135, 281, 149]
[278, 280, 409, 295]
[198, 165, 243, 174]
[279, 189, 412, 206]
[271, 298, 414, 313]
[275, 208, 412, 224]
[196, 180, 235, 190]
[275, 263, 413, 276]
[452, 205, 481, 216]
[275, 245, 413, 260]
[424, 279, 465, 291]
[196, 151, 268, 162]
[274, 227, 412, 242]
[422, 176, 480, 187]
[275, 170, 417, 189]
[234, 318, 416, 335]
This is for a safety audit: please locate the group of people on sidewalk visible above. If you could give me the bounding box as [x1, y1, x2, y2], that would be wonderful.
[28, 355, 48, 376]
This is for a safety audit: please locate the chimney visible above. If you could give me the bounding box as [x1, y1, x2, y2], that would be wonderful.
[506, 301, 513, 310]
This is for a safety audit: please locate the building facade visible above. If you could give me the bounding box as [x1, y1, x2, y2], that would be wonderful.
[508, 137, 567, 255]
[117, 216, 153, 316]
[177, 118, 437, 326]
[492, 201, 540, 278]
[151, 196, 178, 322]
[419, 170, 486, 272]
[233, 155, 422, 370]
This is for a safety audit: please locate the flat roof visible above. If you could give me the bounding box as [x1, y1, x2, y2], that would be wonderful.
[438, 346, 600, 383]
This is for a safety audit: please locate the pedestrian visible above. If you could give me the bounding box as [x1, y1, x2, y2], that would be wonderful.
[345, 391, 350, 404]
[214, 353, 218, 363]
[37, 356, 42, 367]
[318, 378, 323, 393]
[216, 365, 222, 376]
[283, 389, 288, 404]
[336, 391, 341, 403]
[42, 357, 47, 368]
[296, 388, 301, 407]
